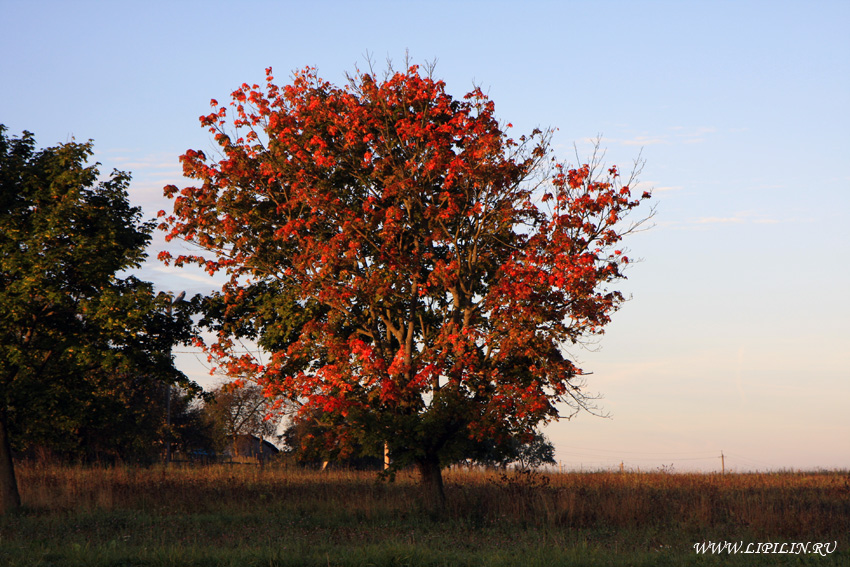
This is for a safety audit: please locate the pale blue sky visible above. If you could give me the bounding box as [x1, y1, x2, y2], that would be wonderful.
[2, 0, 848, 471]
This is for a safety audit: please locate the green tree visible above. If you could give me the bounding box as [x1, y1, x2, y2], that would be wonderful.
[0, 126, 195, 513]
[471, 429, 556, 470]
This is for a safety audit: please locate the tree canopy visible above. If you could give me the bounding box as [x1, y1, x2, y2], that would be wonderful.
[160, 63, 652, 507]
[0, 126, 196, 513]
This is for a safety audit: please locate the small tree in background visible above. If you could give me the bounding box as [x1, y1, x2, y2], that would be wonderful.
[160, 62, 652, 509]
[203, 384, 282, 456]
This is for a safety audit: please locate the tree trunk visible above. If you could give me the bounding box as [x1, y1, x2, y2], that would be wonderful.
[0, 412, 21, 514]
[416, 455, 446, 513]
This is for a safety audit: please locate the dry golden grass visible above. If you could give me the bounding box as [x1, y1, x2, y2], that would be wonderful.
[15, 462, 849, 535]
[3, 463, 848, 566]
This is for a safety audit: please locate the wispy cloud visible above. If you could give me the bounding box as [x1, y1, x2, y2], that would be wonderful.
[612, 126, 719, 148]
[694, 216, 746, 224]
[621, 136, 667, 146]
[662, 211, 787, 229]
[97, 151, 183, 177]
[119, 160, 180, 171]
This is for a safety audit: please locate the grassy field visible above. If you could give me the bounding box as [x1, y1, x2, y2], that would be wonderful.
[0, 463, 847, 566]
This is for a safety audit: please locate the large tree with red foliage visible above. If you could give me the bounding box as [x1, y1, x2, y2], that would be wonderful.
[160, 63, 651, 507]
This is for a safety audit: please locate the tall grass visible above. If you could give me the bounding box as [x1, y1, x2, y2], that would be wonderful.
[2, 462, 848, 566]
[16, 462, 847, 536]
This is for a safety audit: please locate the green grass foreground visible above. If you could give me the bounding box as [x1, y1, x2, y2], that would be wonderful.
[1, 464, 847, 566]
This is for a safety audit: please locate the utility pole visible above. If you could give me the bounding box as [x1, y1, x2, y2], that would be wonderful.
[721, 451, 725, 474]
[165, 385, 172, 464]
[164, 291, 185, 466]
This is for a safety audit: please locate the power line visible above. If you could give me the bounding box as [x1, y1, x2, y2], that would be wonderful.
[557, 444, 718, 457]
